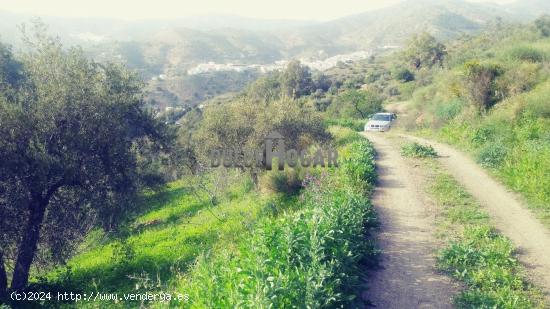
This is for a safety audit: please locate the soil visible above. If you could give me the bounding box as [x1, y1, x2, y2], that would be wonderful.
[360, 132, 459, 308]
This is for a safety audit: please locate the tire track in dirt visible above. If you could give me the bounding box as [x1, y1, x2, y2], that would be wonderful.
[401, 134, 550, 301]
[361, 132, 458, 308]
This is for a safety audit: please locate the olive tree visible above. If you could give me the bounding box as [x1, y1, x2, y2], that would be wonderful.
[245, 61, 315, 102]
[0, 26, 171, 292]
[193, 98, 329, 186]
[327, 89, 382, 119]
[280, 60, 314, 99]
[462, 60, 503, 111]
[402, 32, 447, 70]
[534, 14, 550, 37]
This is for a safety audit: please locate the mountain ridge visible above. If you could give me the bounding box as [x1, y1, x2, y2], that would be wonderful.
[2, 0, 549, 76]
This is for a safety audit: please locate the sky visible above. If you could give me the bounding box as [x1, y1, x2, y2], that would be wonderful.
[0, 0, 517, 21]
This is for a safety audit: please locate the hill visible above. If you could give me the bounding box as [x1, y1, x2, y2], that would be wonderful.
[86, 0, 539, 74]
[4, 0, 550, 73]
[3, 0, 550, 111]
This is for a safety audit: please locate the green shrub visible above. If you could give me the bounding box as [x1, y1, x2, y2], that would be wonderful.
[328, 125, 363, 147]
[435, 98, 464, 121]
[393, 67, 415, 82]
[261, 169, 303, 195]
[496, 62, 541, 97]
[313, 97, 332, 112]
[506, 45, 545, 63]
[401, 142, 438, 158]
[535, 14, 550, 37]
[343, 139, 377, 193]
[477, 142, 508, 168]
[398, 81, 417, 100]
[325, 118, 365, 131]
[462, 60, 503, 111]
[522, 82, 550, 119]
[471, 126, 495, 145]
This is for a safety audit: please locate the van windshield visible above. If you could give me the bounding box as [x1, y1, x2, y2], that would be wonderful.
[372, 114, 391, 121]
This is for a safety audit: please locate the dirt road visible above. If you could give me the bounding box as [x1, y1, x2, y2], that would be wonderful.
[401, 134, 550, 299]
[361, 132, 458, 308]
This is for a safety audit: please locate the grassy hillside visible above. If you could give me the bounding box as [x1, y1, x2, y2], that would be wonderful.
[176, 134, 378, 308]
[393, 23, 550, 225]
[38, 172, 265, 295]
[163, 71, 259, 107]
[29, 128, 378, 308]
[280, 0, 511, 55]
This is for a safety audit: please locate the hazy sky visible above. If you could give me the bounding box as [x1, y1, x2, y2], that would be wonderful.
[0, 0, 516, 21]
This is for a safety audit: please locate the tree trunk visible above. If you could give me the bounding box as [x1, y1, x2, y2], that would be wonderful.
[0, 251, 7, 296]
[10, 198, 47, 290]
[353, 102, 365, 119]
[250, 170, 259, 189]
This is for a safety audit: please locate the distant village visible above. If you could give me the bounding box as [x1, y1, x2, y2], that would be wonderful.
[185, 50, 374, 75]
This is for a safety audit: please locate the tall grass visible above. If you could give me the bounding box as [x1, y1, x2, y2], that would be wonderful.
[328, 125, 364, 147]
[325, 118, 365, 132]
[175, 138, 378, 308]
[400, 142, 438, 158]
